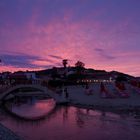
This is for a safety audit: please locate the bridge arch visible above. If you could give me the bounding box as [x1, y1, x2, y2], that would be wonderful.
[4, 99, 58, 121]
[0, 84, 54, 100]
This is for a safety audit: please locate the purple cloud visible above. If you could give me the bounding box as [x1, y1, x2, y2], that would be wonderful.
[0, 52, 56, 69]
[48, 55, 63, 60]
[94, 48, 116, 60]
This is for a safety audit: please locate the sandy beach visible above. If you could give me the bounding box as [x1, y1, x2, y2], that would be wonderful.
[64, 83, 140, 110]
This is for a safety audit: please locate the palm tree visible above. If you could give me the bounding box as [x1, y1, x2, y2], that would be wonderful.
[62, 59, 68, 68]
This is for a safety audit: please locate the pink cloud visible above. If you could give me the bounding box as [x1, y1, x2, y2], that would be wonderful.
[0, 8, 140, 76]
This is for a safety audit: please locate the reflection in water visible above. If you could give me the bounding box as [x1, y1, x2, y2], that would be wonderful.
[4, 98, 57, 120]
[63, 106, 69, 122]
[76, 109, 85, 128]
[0, 98, 140, 140]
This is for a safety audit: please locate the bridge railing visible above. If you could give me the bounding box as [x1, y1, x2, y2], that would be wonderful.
[0, 80, 47, 93]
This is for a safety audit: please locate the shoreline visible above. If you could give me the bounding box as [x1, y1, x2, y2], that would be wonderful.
[70, 102, 140, 115]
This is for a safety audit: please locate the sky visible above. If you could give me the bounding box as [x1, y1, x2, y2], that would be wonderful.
[0, 0, 140, 76]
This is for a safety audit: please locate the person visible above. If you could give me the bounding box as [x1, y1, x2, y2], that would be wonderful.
[56, 86, 62, 96]
[85, 84, 93, 95]
[64, 87, 69, 99]
[100, 82, 107, 98]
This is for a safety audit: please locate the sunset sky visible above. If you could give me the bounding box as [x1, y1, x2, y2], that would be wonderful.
[0, 0, 140, 76]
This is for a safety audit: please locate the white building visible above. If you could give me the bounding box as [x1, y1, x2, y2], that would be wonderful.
[24, 72, 37, 80]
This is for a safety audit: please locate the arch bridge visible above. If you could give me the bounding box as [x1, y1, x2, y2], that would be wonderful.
[0, 84, 67, 103]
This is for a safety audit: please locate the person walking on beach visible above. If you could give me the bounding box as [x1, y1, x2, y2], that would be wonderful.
[64, 87, 69, 99]
[85, 84, 93, 95]
[56, 86, 62, 96]
[100, 82, 108, 98]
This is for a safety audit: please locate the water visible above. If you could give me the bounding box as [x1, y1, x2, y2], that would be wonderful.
[0, 97, 140, 140]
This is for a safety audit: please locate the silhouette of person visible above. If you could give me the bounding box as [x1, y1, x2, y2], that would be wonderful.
[64, 87, 69, 99]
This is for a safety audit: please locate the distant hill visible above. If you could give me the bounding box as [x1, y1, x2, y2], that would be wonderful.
[110, 71, 135, 79]
[34, 67, 135, 80]
[1, 67, 135, 80]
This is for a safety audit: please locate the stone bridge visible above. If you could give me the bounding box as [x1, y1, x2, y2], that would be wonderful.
[0, 84, 68, 103]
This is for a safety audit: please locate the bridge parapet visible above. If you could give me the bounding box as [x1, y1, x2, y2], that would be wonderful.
[0, 84, 49, 100]
[0, 84, 68, 104]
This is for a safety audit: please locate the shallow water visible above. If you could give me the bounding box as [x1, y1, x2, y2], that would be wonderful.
[0, 98, 140, 140]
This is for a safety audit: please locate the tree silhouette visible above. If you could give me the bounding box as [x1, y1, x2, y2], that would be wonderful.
[75, 61, 85, 74]
[62, 59, 68, 68]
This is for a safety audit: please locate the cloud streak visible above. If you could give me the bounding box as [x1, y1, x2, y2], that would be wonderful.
[0, 52, 60, 69]
[94, 48, 116, 60]
[48, 55, 63, 60]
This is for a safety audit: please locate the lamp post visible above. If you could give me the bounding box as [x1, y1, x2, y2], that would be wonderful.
[0, 58, 1, 69]
[0, 59, 1, 70]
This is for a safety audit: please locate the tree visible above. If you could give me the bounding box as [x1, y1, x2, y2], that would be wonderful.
[75, 61, 85, 74]
[62, 59, 68, 68]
